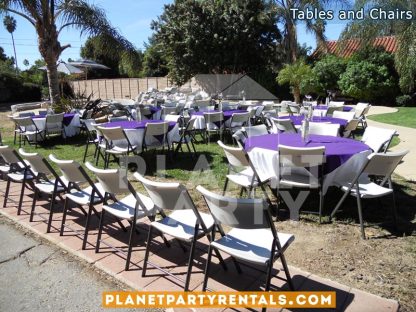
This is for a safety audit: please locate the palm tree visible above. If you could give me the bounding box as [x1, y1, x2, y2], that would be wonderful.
[0, 0, 135, 104]
[273, 0, 348, 63]
[341, 0, 416, 94]
[3, 15, 18, 74]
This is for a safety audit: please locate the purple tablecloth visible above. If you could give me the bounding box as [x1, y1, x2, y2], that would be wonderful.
[244, 133, 370, 174]
[32, 113, 76, 126]
[192, 110, 247, 120]
[315, 105, 353, 112]
[278, 116, 348, 128]
[103, 120, 176, 130]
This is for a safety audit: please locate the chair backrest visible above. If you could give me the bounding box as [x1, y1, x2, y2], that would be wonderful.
[85, 162, 129, 194]
[134, 173, 197, 213]
[49, 154, 89, 184]
[19, 112, 35, 117]
[13, 116, 35, 128]
[184, 117, 196, 131]
[217, 140, 249, 168]
[326, 106, 344, 116]
[164, 114, 181, 122]
[145, 122, 169, 136]
[363, 150, 408, 178]
[332, 111, 355, 122]
[278, 144, 325, 168]
[46, 113, 64, 124]
[98, 126, 126, 142]
[271, 118, 297, 133]
[162, 106, 177, 116]
[344, 119, 360, 132]
[204, 112, 223, 124]
[230, 112, 250, 124]
[108, 116, 129, 122]
[243, 125, 269, 138]
[362, 126, 397, 152]
[0, 145, 24, 165]
[38, 110, 48, 116]
[232, 130, 246, 148]
[288, 103, 300, 114]
[19, 148, 56, 177]
[354, 103, 369, 118]
[255, 105, 265, 117]
[197, 186, 271, 230]
[309, 122, 340, 137]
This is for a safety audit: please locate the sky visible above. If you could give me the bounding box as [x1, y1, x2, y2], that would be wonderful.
[0, 0, 348, 69]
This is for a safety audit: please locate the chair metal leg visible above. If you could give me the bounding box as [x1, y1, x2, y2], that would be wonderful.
[30, 188, 38, 222]
[47, 191, 57, 233]
[3, 178, 11, 208]
[17, 180, 26, 215]
[280, 253, 294, 290]
[82, 204, 94, 250]
[202, 245, 214, 291]
[125, 217, 137, 271]
[95, 209, 106, 253]
[83, 142, 90, 163]
[142, 225, 154, 277]
[265, 261, 274, 291]
[60, 198, 70, 236]
[222, 178, 229, 196]
[318, 187, 324, 224]
[184, 237, 197, 291]
[356, 196, 366, 239]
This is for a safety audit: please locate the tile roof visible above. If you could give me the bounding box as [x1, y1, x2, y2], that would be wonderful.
[312, 36, 398, 58]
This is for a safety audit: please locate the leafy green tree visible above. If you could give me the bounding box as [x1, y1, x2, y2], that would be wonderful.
[309, 55, 347, 96]
[341, 0, 416, 93]
[141, 37, 168, 77]
[277, 60, 314, 103]
[339, 61, 397, 103]
[0, 0, 135, 103]
[151, 0, 282, 84]
[3, 15, 17, 74]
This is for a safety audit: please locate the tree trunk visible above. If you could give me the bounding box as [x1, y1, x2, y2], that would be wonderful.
[293, 85, 301, 104]
[11, 32, 18, 75]
[44, 53, 60, 104]
[287, 20, 298, 63]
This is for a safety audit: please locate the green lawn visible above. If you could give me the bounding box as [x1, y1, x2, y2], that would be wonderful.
[369, 107, 416, 129]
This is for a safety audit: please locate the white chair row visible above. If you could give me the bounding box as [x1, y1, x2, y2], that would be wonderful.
[0, 145, 295, 292]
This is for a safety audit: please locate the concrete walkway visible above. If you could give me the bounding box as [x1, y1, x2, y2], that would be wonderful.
[0, 180, 399, 312]
[0, 215, 153, 312]
[366, 106, 416, 181]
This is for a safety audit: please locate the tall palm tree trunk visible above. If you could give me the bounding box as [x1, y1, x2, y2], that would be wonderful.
[10, 32, 18, 75]
[287, 19, 298, 63]
[44, 53, 61, 103]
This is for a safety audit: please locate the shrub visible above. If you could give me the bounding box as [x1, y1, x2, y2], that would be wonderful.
[0, 72, 42, 102]
[310, 55, 347, 96]
[396, 95, 416, 107]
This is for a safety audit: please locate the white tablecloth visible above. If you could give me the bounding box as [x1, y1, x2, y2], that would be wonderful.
[28, 114, 81, 141]
[247, 147, 371, 219]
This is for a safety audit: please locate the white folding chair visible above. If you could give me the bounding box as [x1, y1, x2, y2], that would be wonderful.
[308, 122, 340, 137]
[330, 150, 408, 239]
[98, 126, 137, 168]
[172, 117, 197, 157]
[225, 112, 250, 137]
[85, 162, 156, 270]
[13, 116, 44, 147]
[135, 173, 217, 291]
[19, 149, 68, 233]
[142, 121, 170, 153]
[203, 112, 224, 143]
[45, 113, 65, 140]
[197, 186, 295, 294]
[326, 106, 344, 116]
[343, 119, 360, 138]
[361, 126, 397, 153]
[332, 111, 356, 122]
[49, 155, 104, 249]
[242, 125, 269, 138]
[0, 146, 35, 215]
[288, 103, 300, 115]
[278, 145, 326, 222]
[270, 118, 297, 134]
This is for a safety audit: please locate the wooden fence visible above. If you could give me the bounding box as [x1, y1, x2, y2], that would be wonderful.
[70, 77, 175, 100]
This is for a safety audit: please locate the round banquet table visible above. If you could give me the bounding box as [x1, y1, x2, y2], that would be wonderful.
[278, 115, 348, 128]
[191, 109, 248, 130]
[244, 133, 370, 175]
[102, 120, 179, 152]
[315, 105, 353, 112]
